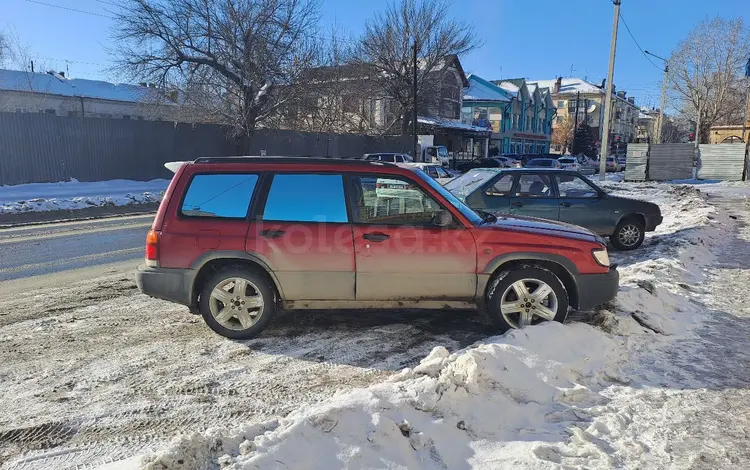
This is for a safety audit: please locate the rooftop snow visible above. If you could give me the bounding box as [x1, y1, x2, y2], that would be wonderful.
[528, 78, 603, 95]
[0, 69, 158, 103]
[418, 116, 491, 133]
[463, 75, 511, 102]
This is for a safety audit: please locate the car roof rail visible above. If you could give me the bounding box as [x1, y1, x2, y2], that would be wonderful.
[192, 156, 397, 166]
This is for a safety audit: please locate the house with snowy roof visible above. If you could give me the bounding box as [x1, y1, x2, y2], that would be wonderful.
[461, 75, 555, 155]
[0, 68, 180, 120]
[527, 77, 639, 154]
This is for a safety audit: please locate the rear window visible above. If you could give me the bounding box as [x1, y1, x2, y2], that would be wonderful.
[180, 173, 259, 218]
[263, 174, 348, 223]
[559, 158, 575, 163]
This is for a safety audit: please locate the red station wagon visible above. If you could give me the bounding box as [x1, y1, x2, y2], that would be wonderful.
[136, 157, 619, 339]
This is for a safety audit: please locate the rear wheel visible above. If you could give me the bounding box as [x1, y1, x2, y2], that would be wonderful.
[199, 267, 275, 340]
[610, 218, 645, 250]
[485, 267, 569, 332]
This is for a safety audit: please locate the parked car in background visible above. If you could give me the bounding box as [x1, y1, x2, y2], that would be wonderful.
[138, 157, 618, 338]
[557, 156, 581, 171]
[398, 162, 454, 184]
[444, 168, 662, 250]
[526, 158, 562, 169]
[605, 156, 618, 172]
[496, 156, 522, 168]
[616, 156, 627, 171]
[364, 153, 413, 163]
[456, 157, 503, 173]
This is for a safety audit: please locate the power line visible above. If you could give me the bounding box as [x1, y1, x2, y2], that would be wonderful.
[39, 57, 105, 66]
[24, 0, 116, 19]
[94, 0, 122, 7]
[618, 11, 661, 71]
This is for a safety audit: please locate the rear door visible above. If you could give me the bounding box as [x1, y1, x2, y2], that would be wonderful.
[508, 173, 560, 221]
[554, 174, 609, 234]
[246, 173, 355, 300]
[347, 173, 477, 301]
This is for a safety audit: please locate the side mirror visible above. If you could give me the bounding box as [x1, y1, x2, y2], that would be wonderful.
[434, 210, 454, 227]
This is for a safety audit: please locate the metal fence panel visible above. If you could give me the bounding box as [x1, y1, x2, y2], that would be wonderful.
[0, 113, 412, 185]
[697, 143, 746, 181]
[648, 143, 695, 181]
[624, 143, 649, 181]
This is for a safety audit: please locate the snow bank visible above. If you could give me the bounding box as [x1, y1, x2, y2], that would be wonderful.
[134, 182, 724, 470]
[0, 179, 170, 214]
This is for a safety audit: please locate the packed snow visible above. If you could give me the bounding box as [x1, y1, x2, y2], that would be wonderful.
[0, 179, 169, 214]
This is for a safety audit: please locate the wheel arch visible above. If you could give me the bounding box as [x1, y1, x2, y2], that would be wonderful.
[189, 251, 284, 307]
[481, 253, 580, 310]
[616, 212, 645, 228]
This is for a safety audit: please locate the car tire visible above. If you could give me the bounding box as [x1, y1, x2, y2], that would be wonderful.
[199, 266, 276, 340]
[485, 266, 569, 332]
[610, 218, 645, 250]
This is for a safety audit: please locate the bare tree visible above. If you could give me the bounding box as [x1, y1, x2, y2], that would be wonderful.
[359, 0, 479, 135]
[668, 17, 750, 143]
[112, 0, 322, 149]
[551, 117, 574, 153]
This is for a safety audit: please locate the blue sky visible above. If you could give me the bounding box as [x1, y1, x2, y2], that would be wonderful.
[3, 0, 749, 109]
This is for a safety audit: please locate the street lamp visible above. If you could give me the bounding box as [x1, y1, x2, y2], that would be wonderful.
[644, 50, 668, 144]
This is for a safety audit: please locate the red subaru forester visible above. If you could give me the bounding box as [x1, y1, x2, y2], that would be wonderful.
[136, 157, 618, 339]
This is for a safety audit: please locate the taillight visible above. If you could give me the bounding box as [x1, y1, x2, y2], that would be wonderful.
[145, 230, 160, 267]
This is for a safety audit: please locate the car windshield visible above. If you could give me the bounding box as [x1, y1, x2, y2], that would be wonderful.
[412, 170, 483, 226]
[444, 168, 501, 199]
[437, 147, 449, 158]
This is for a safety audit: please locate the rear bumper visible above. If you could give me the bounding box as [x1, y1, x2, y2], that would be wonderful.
[136, 265, 195, 306]
[645, 215, 663, 231]
[574, 266, 619, 311]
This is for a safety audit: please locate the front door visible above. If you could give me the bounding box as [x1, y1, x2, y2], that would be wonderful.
[246, 173, 355, 300]
[554, 174, 610, 234]
[508, 173, 560, 221]
[347, 174, 477, 301]
[466, 172, 513, 213]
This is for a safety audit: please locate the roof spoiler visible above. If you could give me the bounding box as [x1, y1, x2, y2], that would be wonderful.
[164, 161, 189, 173]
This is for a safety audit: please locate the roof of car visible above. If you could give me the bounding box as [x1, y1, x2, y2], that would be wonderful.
[193, 156, 390, 166]
[497, 168, 580, 173]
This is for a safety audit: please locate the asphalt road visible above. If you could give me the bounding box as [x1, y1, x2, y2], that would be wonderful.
[0, 214, 153, 283]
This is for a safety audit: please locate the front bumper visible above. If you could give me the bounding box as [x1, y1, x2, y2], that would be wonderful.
[574, 266, 619, 311]
[645, 214, 663, 231]
[136, 265, 195, 306]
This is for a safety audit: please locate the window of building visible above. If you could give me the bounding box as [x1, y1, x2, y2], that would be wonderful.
[557, 101, 565, 108]
[512, 114, 519, 129]
[181, 174, 259, 218]
[352, 176, 443, 226]
[263, 174, 348, 223]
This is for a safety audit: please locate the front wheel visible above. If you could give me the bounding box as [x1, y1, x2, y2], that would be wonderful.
[610, 218, 645, 250]
[485, 267, 569, 332]
[199, 267, 276, 340]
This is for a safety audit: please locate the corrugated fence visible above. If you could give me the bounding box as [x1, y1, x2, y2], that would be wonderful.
[0, 113, 412, 185]
[624, 143, 649, 181]
[648, 143, 695, 181]
[697, 143, 747, 181]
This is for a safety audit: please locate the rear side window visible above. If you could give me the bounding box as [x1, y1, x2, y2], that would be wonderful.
[181, 173, 259, 218]
[395, 155, 405, 163]
[263, 174, 348, 223]
[381, 155, 396, 162]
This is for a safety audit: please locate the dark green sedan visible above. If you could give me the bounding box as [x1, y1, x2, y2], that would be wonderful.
[444, 168, 663, 250]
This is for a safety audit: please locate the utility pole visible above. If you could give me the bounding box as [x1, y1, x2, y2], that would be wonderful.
[645, 50, 669, 143]
[599, 0, 621, 181]
[695, 103, 701, 149]
[412, 40, 419, 162]
[572, 91, 580, 152]
[742, 56, 750, 145]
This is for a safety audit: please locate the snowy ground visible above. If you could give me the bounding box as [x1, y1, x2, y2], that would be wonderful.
[0, 179, 169, 214]
[1, 180, 749, 470]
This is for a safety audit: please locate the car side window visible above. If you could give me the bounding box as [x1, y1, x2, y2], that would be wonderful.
[351, 175, 444, 226]
[395, 155, 405, 163]
[263, 174, 348, 222]
[382, 155, 395, 162]
[486, 174, 514, 197]
[514, 174, 553, 198]
[436, 167, 450, 179]
[425, 166, 438, 177]
[555, 175, 599, 198]
[181, 173, 259, 218]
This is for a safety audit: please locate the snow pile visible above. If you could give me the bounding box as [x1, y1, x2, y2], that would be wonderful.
[133, 182, 723, 470]
[140, 323, 626, 470]
[0, 178, 169, 214]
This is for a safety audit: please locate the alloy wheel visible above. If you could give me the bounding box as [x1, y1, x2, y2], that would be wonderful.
[618, 224, 641, 247]
[208, 277, 264, 331]
[499, 278, 558, 328]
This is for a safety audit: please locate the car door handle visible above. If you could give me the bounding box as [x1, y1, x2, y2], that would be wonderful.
[560, 201, 572, 207]
[363, 232, 390, 242]
[512, 201, 524, 207]
[259, 229, 286, 239]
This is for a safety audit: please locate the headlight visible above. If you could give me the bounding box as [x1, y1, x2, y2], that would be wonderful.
[592, 248, 610, 267]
